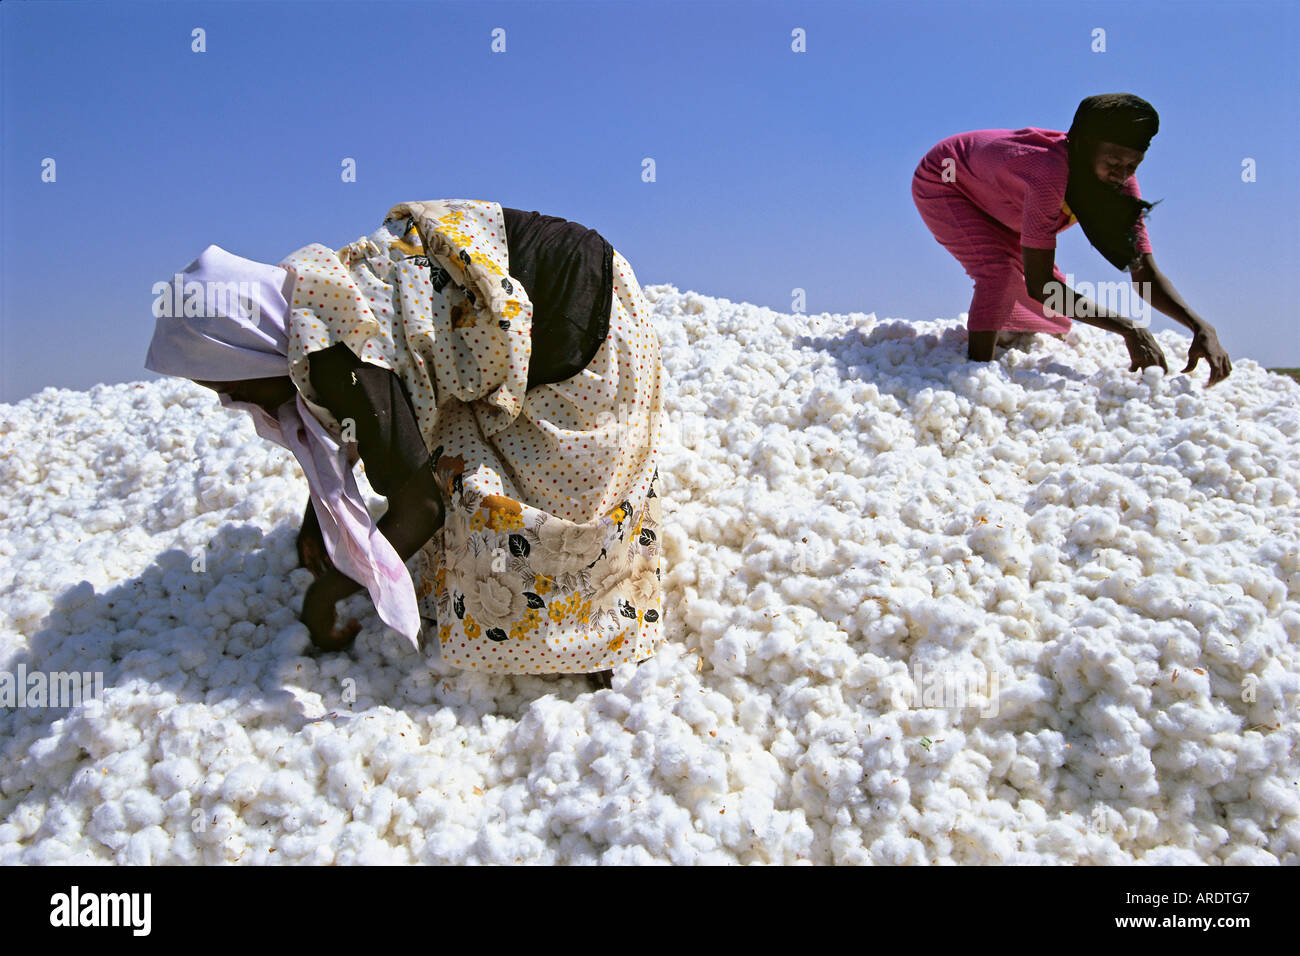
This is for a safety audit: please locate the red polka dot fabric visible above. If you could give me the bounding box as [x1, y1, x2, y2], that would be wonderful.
[280, 201, 666, 674]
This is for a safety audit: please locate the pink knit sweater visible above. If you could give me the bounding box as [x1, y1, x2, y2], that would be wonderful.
[916, 127, 1154, 254]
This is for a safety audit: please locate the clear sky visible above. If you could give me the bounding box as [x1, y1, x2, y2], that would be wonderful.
[2, 0, 1297, 402]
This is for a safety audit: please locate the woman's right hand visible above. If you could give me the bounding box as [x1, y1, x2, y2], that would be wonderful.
[1182, 326, 1232, 387]
[1123, 325, 1168, 375]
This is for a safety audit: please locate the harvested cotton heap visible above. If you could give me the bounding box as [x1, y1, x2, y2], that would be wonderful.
[0, 288, 1297, 864]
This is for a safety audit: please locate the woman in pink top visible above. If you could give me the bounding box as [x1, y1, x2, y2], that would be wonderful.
[912, 93, 1231, 385]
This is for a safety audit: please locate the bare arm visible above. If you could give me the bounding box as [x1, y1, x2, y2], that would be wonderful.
[308, 461, 445, 607]
[1130, 253, 1231, 386]
[1022, 246, 1167, 372]
[299, 344, 445, 648]
[299, 460, 445, 650]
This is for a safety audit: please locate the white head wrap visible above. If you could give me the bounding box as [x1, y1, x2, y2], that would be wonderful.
[145, 244, 294, 382]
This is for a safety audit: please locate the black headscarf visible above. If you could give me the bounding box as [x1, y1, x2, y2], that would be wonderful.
[1064, 93, 1162, 270]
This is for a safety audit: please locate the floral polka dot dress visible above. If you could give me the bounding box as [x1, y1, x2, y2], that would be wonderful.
[279, 201, 666, 674]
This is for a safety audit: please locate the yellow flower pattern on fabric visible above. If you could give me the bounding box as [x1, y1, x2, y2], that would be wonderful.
[469, 250, 505, 276]
[488, 509, 525, 533]
[383, 200, 533, 440]
[392, 236, 424, 257]
[450, 303, 477, 329]
[291, 200, 666, 674]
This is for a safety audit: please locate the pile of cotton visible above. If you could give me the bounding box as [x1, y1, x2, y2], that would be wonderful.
[1, 288, 1297, 864]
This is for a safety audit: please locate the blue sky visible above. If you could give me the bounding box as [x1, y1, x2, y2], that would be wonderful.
[3, 0, 1297, 402]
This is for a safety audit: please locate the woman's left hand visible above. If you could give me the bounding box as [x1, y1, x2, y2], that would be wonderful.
[1182, 327, 1232, 387]
[1123, 325, 1169, 374]
[301, 575, 361, 651]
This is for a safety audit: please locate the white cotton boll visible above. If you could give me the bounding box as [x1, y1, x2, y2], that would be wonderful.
[4, 304, 1297, 865]
[122, 825, 172, 866]
[1067, 508, 1122, 549]
[162, 790, 195, 824]
[325, 759, 371, 811]
[219, 762, 269, 806]
[74, 716, 142, 762]
[7, 592, 53, 627]
[121, 790, 165, 829]
[994, 674, 1056, 721]
[797, 740, 865, 813]
[672, 692, 717, 736]
[1251, 777, 1300, 824]
[26, 732, 76, 771]
[88, 802, 129, 851]
[0, 826, 35, 865]
[728, 747, 782, 806]
[328, 822, 394, 865]
[1189, 745, 1236, 788]
[277, 830, 337, 865]
[356, 785, 398, 832]
[967, 511, 1031, 573]
[34, 801, 84, 843]
[1223, 845, 1280, 866]
[600, 843, 663, 865]
[707, 629, 752, 677]
[18, 839, 78, 866]
[869, 831, 929, 865]
[1141, 844, 1208, 865]
[897, 594, 979, 649]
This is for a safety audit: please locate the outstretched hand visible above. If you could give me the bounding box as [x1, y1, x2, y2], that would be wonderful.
[1182, 328, 1232, 387]
[1124, 325, 1169, 375]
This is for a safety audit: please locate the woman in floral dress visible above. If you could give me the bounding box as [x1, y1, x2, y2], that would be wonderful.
[146, 201, 666, 676]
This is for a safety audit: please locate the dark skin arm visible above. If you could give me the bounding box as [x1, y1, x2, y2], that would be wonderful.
[1015, 246, 1169, 373]
[194, 373, 442, 649]
[297, 345, 446, 650]
[1129, 253, 1231, 386]
[299, 457, 446, 651]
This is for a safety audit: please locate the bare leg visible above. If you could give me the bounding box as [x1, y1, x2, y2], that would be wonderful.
[968, 330, 997, 362]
